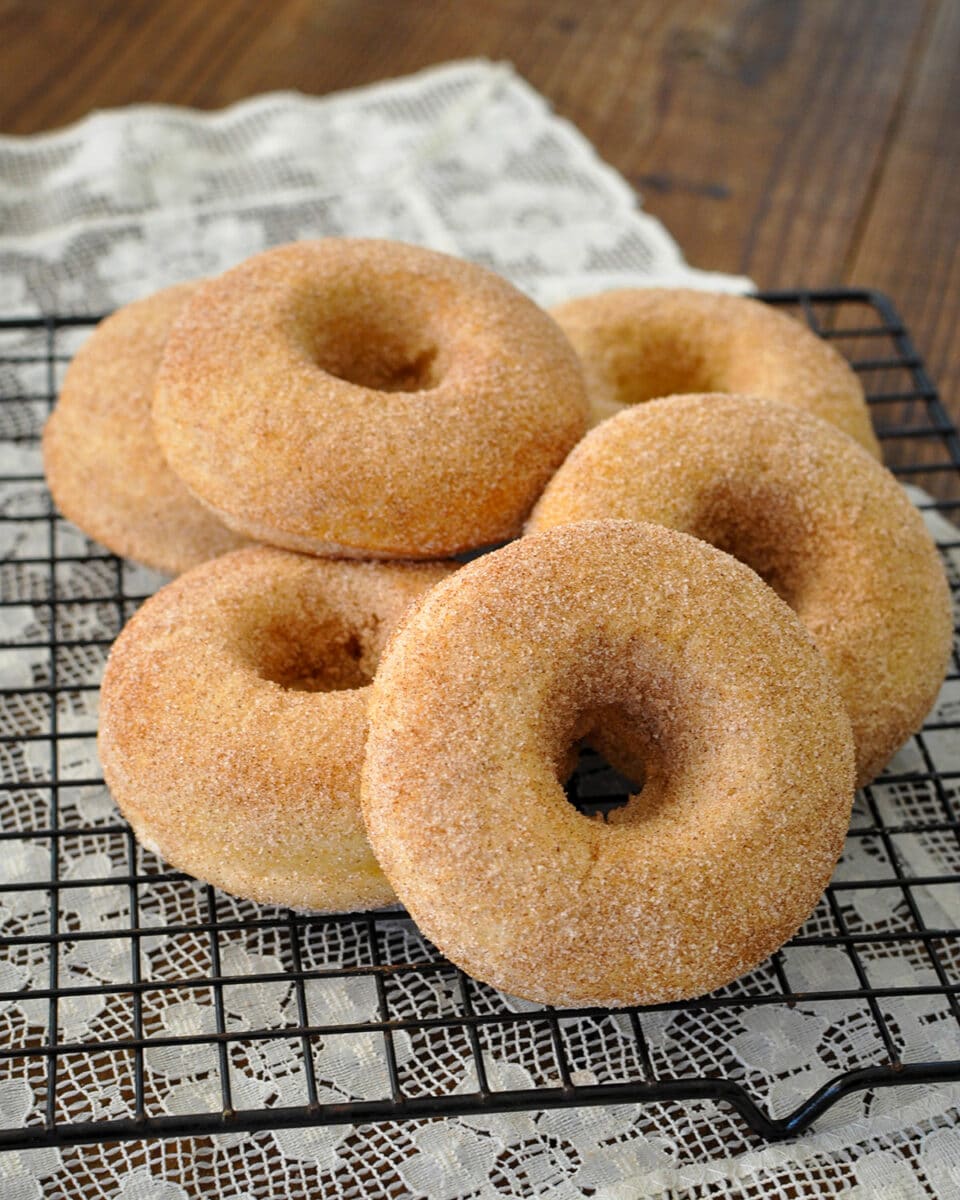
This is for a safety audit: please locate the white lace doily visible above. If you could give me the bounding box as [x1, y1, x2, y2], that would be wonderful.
[2, 59, 960, 1200]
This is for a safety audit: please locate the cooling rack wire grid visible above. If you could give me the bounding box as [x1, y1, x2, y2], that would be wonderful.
[1, 289, 959, 1154]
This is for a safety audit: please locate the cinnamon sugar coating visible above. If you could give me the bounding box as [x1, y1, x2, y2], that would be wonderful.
[361, 520, 855, 1007]
[98, 547, 454, 911]
[153, 239, 589, 558]
[527, 396, 953, 786]
[42, 283, 249, 575]
[551, 287, 880, 455]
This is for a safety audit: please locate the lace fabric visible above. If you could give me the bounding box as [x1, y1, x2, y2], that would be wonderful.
[1, 59, 958, 1199]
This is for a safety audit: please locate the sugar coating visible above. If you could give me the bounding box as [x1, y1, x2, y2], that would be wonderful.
[551, 287, 880, 456]
[527, 395, 954, 786]
[153, 239, 589, 558]
[361, 520, 856, 1007]
[42, 283, 249, 574]
[98, 546, 454, 911]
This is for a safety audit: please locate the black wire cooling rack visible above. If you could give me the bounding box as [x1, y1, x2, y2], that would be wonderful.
[1, 289, 959, 1153]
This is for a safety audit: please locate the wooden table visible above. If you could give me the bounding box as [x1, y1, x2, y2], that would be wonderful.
[2, 0, 958, 475]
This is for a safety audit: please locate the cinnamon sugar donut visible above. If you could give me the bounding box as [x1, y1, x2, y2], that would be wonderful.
[43, 283, 249, 575]
[153, 239, 589, 558]
[361, 520, 855, 1007]
[98, 546, 454, 911]
[551, 287, 880, 455]
[527, 395, 953, 786]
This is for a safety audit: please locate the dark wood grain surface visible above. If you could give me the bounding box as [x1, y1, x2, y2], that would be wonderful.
[1, 0, 957, 470]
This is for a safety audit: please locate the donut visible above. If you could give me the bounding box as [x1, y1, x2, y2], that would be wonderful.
[152, 238, 589, 559]
[527, 395, 953, 786]
[42, 283, 249, 575]
[550, 287, 880, 455]
[361, 520, 855, 1006]
[98, 546, 454, 911]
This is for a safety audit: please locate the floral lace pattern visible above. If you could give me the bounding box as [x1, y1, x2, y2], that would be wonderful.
[0, 60, 958, 1199]
[0, 60, 750, 316]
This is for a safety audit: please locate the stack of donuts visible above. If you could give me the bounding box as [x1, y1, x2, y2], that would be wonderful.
[43, 238, 953, 1007]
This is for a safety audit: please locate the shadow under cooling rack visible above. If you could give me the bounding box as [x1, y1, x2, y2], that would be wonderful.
[1, 289, 960, 1151]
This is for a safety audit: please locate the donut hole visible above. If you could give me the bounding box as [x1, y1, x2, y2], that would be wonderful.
[245, 618, 379, 693]
[556, 698, 673, 823]
[319, 338, 442, 393]
[552, 663, 732, 830]
[266, 631, 371, 692]
[602, 333, 723, 407]
[298, 288, 447, 393]
[709, 529, 796, 605]
[692, 480, 812, 608]
[563, 745, 640, 820]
